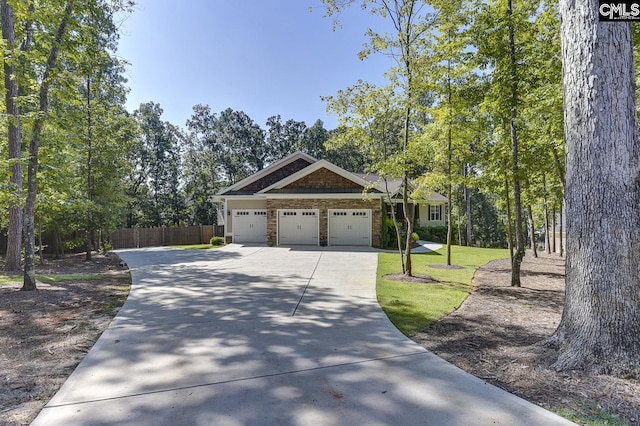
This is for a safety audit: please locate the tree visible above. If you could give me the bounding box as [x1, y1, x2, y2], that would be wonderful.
[183, 104, 222, 225]
[182, 145, 219, 225]
[323, 0, 431, 276]
[413, 0, 475, 265]
[23, 3, 73, 291]
[131, 102, 184, 227]
[324, 81, 408, 265]
[70, 0, 133, 259]
[472, 0, 548, 286]
[300, 119, 329, 159]
[265, 115, 307, 161]
[1, 0, 22, 272]
[218, 108, 267, 179]
[546, 0, 640, 376]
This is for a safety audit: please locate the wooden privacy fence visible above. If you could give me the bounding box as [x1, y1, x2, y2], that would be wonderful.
[0, 225, 225, 255]
[109, 225, 223, 249]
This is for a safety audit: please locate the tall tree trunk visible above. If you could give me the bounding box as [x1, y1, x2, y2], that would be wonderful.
[558, 200, 564, 257]
[548, 0, 640, 376]
[445, 58, 453, 266]
[508, 0, 525, 288]
[2, 0, 23, 273]
[504, 171, 514, 261]
[384, 179, 405, 273]
[23, 4, 72, 291]
[527, 205, 538, 258]
[551, 144, 566, 193]
[85, 74, 93, 261]
[403, 176, 413, 276]
[551, 207, 556, 254]
[37, 222, 44, 266]
[543, 174, 551, 253]
[464, 172, 472, 246]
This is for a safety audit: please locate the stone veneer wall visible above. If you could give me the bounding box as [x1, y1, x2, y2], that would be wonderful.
[266, 198, 382, 247]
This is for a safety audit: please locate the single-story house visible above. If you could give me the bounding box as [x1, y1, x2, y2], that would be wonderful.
[213, 151, 447, 248]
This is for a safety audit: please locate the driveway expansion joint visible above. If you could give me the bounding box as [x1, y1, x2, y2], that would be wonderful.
[42, 351, 430, 409]
[291, 249, 324, 317]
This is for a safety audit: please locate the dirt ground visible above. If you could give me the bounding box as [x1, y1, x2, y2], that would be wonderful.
[1, 251, 639, 425]
[413, 252, 640, 424]
[0, 253, 131, 426]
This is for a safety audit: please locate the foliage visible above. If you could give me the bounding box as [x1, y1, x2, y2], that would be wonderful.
[127, 102, 185, 227]
[415, 225, 448, 243]
[1, 0, 135, 267]
[380, 217, 397, 248]
[210, 236, 224, 246]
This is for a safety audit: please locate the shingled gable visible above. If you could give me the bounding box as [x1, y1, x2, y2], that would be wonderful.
[257, 160, 382, 195]
[217, 152, 317, 196]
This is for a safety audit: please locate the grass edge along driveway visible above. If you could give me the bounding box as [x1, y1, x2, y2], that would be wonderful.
[377, 245, 510, 336]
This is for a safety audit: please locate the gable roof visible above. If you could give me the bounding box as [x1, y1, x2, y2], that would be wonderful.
[257, 159, 380, 194]
[215, 151, 448, 202]
[355, 174, 448, 203]
[217, 151, 316, 196]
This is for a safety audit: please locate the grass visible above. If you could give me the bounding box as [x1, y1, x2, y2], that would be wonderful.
[554, 402, 630, 426]
[377, 245, 510, 336]
[0, 273, 110, 285]
[0, 275, 21, 285]
[171, 243, 223, 250]
[38, 274, 107, 283]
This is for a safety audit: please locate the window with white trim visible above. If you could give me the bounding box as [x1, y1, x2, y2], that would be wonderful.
[429, 204, 441, 221]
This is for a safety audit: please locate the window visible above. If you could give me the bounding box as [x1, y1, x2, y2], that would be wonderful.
[429, 204, 441, 221]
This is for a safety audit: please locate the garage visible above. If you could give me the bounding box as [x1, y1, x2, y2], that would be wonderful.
[328, 209, 371, 246]
[232, 209, 267, 243]
[278, 209, 319, 245]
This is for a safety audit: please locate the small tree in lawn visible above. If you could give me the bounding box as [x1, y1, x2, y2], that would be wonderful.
[324, 82, 408, 268]
[322, 0, 432, 276]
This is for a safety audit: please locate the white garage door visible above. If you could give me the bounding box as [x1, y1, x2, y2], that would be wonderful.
[278, 209, 319, 245]
[232, 210, 267, 243]
[328, 209, 371, 246]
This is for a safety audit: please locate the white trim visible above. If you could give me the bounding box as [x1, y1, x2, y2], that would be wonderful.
[257, 160, 375, 194]
[223, 201, 228, 238]
[217, 151, 317, 195]
[264, 193, 383, 200]
[215, 195, 267, 201]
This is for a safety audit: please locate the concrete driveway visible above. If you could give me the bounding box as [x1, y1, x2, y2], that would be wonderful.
[33, 245, 574, 425]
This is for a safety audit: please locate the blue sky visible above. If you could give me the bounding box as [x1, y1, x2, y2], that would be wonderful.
[116, 1, 394, 130]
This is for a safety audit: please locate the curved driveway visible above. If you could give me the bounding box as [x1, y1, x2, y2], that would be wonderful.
[33, 245, 573, 425]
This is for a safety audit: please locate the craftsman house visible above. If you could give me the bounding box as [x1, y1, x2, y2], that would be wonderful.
[213, 151, 447, 248]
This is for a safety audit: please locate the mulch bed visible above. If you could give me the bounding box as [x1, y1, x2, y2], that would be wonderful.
[0, 253, 130, 426]
[413, 253, 640, 424]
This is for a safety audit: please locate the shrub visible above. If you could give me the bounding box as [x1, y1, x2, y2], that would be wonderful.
[210, 236, 225, 246]
[380, 217, 398, 248]
[415, 225, 448, 243]
[101, 241, 113, 254]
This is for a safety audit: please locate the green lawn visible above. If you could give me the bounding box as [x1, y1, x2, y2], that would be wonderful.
[377, 245, 509, 336]
[171, 243, 224, 250]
